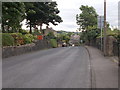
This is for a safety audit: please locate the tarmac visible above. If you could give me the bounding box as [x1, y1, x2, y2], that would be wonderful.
[85, 46, 119, 88]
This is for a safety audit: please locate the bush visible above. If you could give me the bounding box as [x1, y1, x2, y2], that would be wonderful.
[2, 33, 36, 46]
[23, 34, 34, 44]
[50, 39, 57, 48]
[2, 33, 14, 46]
[10, 33, 24, 45]
[32, 30, 41, 35]
[19, 29, 29, 35]
[47, 32, 56, 39]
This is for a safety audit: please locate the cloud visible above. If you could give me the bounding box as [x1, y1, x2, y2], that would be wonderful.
[22, 0, 120, 32]
[52, 0, 120, 32]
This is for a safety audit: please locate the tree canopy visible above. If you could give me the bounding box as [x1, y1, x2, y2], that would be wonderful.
[2, 2, 63, 33]
[23, 2, 63, 33]
[76, 5, 99, 44]
[2, 2, 25, 33]
[76, 5, 98, 31]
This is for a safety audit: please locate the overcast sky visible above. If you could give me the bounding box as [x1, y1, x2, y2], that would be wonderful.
[22, 0, 120, 32]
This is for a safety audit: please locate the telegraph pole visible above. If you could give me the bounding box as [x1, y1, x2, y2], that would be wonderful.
[100, 16, 103, 51]
[104, 0, 107, 56]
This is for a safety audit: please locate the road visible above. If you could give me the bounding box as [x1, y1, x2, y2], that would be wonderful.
[3, 46, 91, 88]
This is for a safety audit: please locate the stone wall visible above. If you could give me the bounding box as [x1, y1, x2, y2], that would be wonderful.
[91, 36, 117, 56]
[106, 36, 117, 56]
[2, 40, 51, 58]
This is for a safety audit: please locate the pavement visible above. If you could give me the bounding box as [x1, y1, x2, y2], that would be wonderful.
[85, 46, 118, 88]
[3, 46, 91, 88]
[110, 56, 119, 64]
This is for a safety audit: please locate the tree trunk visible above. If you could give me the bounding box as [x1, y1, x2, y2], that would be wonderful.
[29, 21, 32, 34]
[2, 24, 5, 33]
[46, 25, 49, 29]
[40, 23, 44, 34]
[7, 25, 10, 33]
[40, 23, 42, 31]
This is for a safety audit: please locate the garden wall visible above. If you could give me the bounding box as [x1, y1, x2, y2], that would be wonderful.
[89, 36, 118, 56]
[2, 40, 51, 58]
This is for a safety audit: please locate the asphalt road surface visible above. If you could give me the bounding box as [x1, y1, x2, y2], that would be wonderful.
[3, 46, 91, 88]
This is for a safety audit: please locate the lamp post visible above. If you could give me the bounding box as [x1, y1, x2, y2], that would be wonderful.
[104, 0, 107, 56]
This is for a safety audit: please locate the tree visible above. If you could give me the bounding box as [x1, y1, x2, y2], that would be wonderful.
[24, 2, 37, 34]
[57, 31, 70, 44]
[25, 2, 63, 33]
[2, 2, 62, 34]
[44, 2, 63, 26]
[35, 2, 63, 31]
[76, 5, 98, 30]
[76, 5, 99, 45]
[80, 26, 100, 45]
[2, 2, 25, 33]
[47, 32, 55, 39]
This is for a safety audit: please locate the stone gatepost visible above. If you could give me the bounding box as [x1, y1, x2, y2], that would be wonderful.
[106, 36, 117, 56]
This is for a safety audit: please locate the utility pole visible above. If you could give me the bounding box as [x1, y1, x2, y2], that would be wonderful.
[104, 0, 107, 56]
[97, 16, 104, 51]
[100, 16, 103, 51]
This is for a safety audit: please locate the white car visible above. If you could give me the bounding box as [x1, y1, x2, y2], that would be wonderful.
[72, 44, 75, 46]
[62, 43, 67, 47]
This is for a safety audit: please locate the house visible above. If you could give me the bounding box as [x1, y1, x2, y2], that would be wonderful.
[44, 27, 57, 37]
[69, 34, 80, 45]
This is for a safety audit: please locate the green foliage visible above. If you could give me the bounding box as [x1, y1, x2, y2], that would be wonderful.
[107, 29, 118, 36]
[47, 32, 56, 39]
[107, 29, 120, 41]
[76, 5, 98, 30]
[63, 35, 70, 43]
[80, 27, 100, 43]
[76, 5, 99, 44]
[2, 33, 14, 46]
[117, 34, 120, 42]
[2, 2, 62, 33]
[44, 2, 63, 26]
[25, 2, 63, 33]
[23, 34, 34, 44]
[57, 31, 71, 44]
[2, 2, 25, 33]
[32, 30, 41, 35]
[19, 29, 29, 35]
[10, 33, 24, 45]
[2, 32, 37, 46]
[11, 33, 35, 45]
[50, 39, 57, 48]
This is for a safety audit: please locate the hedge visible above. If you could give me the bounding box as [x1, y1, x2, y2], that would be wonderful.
[50, 39, 57, 48]
[2, 33, 15, 46]
[23, 34, 35, 44]
[2, 33, 36, 46]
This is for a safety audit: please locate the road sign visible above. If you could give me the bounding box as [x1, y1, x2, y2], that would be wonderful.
[97, 16, 104, 29]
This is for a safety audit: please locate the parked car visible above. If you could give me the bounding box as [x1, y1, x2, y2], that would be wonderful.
[62, 43, 67, 47]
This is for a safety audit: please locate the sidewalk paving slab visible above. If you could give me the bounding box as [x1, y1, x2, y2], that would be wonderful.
[85, 46, 118, 88]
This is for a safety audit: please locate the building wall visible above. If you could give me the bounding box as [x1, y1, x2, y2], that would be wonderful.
[69, 34, 80, 44]
[44, 28, 57, 37]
